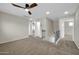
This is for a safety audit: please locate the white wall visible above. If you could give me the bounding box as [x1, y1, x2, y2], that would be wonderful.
[46, 18, 59, 36]
[64, 21, 73, 35]
[59, 17, 74, 39]
[46, 18, 54, 37]
[53, 20, 59, 32]
[74, 7, 79, 48]
[39, 17, 48, 40]
[0, 12, 29, 44]
[59, 19, 64, 39]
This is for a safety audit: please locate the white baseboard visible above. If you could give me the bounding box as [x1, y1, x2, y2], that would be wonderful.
[0, 35, 29, 44]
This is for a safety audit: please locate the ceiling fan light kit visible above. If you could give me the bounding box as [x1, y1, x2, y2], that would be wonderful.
[11, 3, 38, 15]
[25, 9, 29, 12]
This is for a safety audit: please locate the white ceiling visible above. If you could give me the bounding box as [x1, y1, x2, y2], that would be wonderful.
[0, 3, 79, 20]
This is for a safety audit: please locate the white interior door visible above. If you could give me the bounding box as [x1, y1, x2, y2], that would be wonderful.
[35, 21, 42, 37]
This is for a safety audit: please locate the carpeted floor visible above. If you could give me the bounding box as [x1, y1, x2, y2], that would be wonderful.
[0, 36, 79, 55]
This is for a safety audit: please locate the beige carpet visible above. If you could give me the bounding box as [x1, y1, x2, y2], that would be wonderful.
[0, 36, 79, 55]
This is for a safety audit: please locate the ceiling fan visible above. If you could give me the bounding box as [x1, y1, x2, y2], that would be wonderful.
[11, 3, 38, 15]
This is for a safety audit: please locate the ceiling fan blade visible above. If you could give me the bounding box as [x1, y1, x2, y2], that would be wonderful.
[25, 4, 29, 8]
[29, 3, 38, 8]
[28, 11, 32, 15]
[11, 3, 25, 9]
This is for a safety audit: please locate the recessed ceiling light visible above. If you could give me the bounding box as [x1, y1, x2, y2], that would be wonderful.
[64, 11, 69, 14]
[46, 11, 50, 15]
[25, 9, 29, 12]
[69, 22, 74, 26]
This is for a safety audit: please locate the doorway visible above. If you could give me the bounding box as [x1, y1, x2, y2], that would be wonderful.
[29, 19, 42, 38]
[64, 20, 74, 41]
